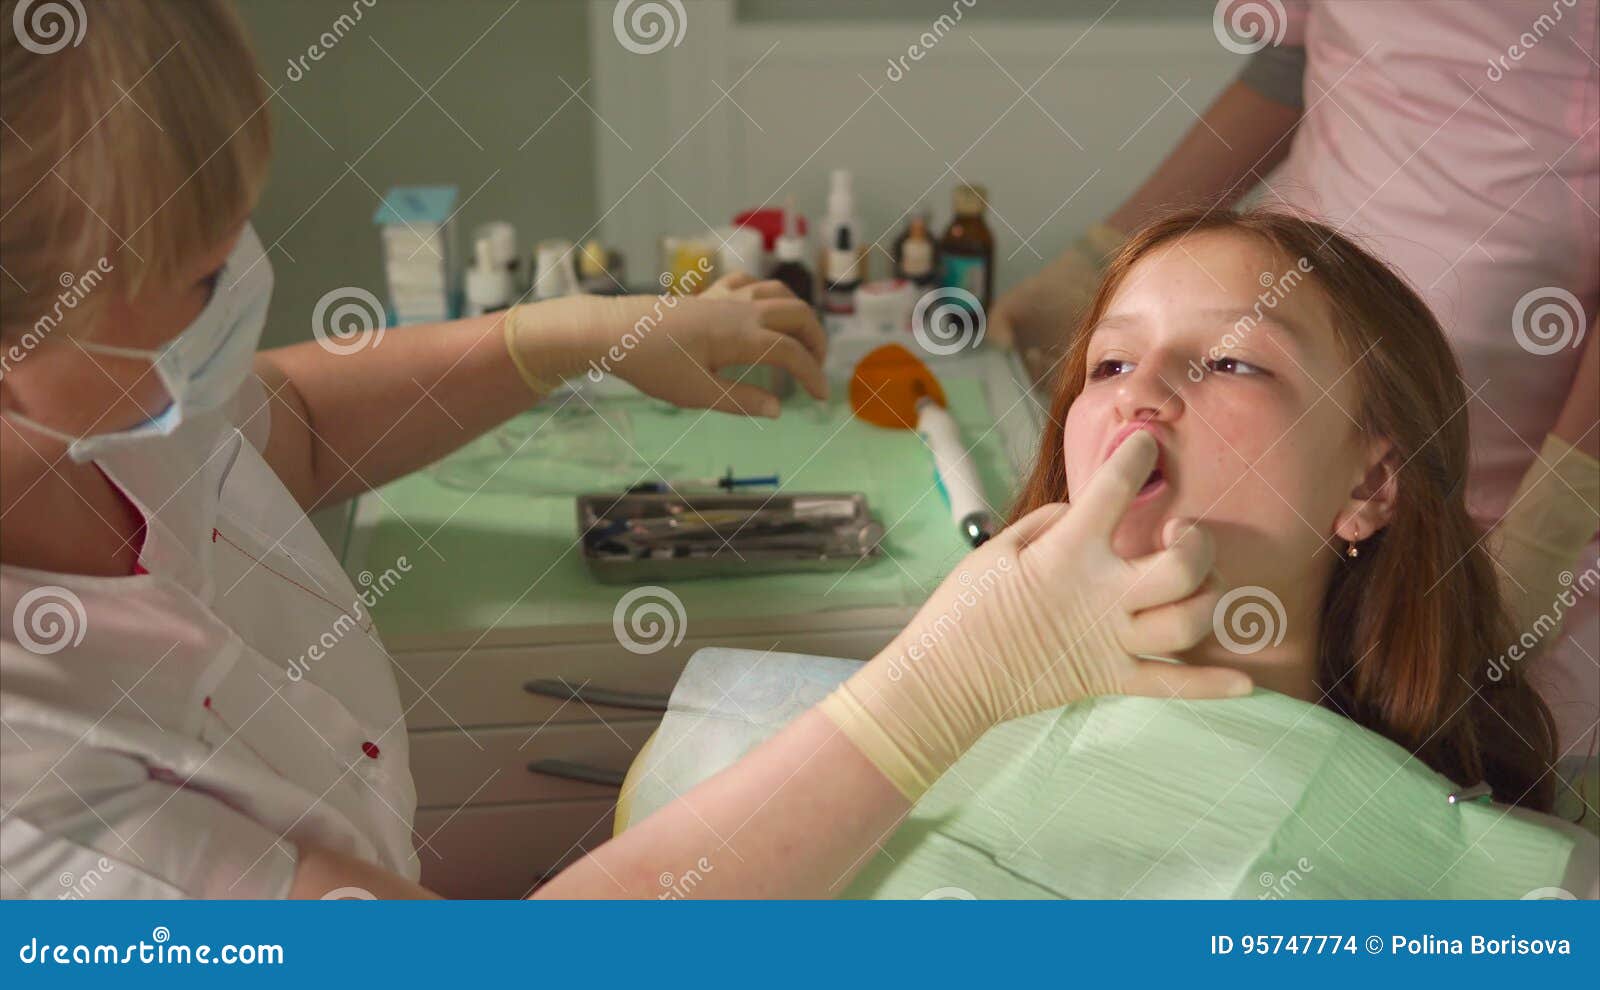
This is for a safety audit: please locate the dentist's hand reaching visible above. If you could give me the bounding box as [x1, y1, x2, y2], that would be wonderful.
[504, 273, 828, 418]
[820, 431, 1253, 800]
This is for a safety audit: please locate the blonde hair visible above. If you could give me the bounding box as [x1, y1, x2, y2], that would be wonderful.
[0, 0, 272, 343]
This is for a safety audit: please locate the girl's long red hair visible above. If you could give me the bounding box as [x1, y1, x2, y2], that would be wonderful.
[1009, 209, 1559, 812]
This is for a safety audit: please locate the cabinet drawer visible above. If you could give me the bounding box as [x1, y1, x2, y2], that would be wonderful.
[410, 719, 659, 808]
[393, 628, 897, 730]
[413, 798, 615, 900]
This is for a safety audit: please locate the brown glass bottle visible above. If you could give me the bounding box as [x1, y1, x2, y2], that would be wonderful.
[938, 184, 994, 310]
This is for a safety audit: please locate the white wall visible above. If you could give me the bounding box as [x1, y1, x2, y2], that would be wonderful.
[590, 0, 1244, 293]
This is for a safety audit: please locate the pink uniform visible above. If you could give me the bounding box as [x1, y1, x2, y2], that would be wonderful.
[1260, 1, 1598, 755]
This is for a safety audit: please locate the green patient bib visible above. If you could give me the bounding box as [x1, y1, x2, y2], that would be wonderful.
[623, 649, 1587, 899]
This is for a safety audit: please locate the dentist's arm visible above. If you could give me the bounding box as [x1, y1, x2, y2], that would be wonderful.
[289, 435, 1251, 900]
[251, 276, 826, 511]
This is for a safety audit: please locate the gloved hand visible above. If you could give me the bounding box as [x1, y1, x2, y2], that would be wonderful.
[503, 274, 828, 417]
[989, 222, 1125, 388]
[819, 431, 1252, 801]
[1489, 433, 1600, 635]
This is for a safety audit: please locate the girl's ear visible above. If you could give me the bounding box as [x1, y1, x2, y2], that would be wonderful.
[1334, 438, 1399, 543]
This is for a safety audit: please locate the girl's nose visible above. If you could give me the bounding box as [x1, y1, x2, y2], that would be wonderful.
[1113, 355, 1184, 423]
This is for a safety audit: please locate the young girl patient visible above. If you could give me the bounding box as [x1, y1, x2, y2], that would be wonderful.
[1008, 208, 1557, 810]
[842, 209, 1583, 898]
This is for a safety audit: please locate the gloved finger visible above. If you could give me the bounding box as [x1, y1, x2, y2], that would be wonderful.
[700, 379, 781, 419]
[755, 297, 829, 365]
[744, 278, 797, 300]
[707, 272, 758, 296]
[728, 331, 827, 401]
[1120, 585, 1221, 656]
[1046, 430, 1157, 546]
[1007, 501, 1072, 551]
[1120, 658, 1252, 700]
[1120, 519, 1213, 612]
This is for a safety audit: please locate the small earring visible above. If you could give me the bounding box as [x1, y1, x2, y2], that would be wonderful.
[1346, 526, 1361, 558]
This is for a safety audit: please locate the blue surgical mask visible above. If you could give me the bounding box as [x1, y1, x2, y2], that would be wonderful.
[9, 224, 273, 463]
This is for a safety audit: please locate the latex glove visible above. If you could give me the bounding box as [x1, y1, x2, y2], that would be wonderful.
[1489, 433, 1600, 635]
[819, 432, 1252, 801]
[504, 275, 828, 417]
[990, 222, 1126, 388]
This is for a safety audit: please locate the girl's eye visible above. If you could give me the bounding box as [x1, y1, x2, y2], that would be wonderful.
[1205, 356, 1267, 377]
[1089, 359, 1135, 381]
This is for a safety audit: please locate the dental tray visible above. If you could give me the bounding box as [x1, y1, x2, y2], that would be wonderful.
[577, 492, 885, 584]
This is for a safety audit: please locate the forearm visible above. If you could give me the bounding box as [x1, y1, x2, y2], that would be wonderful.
[256, 307, 594, 510]
[535, 709, 909, 899]
[1104, 80, 1302, 235]
[1551, 330, 1598, 459]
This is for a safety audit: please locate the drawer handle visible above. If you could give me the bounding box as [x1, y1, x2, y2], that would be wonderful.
[526, 759, 625, 788]
[523, 678, 670, 713]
